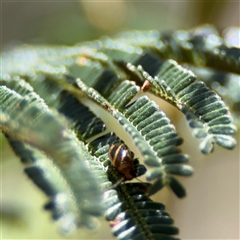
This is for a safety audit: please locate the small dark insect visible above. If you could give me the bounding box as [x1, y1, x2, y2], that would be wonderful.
[108, 143, 136, 186]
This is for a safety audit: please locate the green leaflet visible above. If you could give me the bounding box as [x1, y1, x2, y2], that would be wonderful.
[0, 85, 104, 229]
[108, 80, 139, 111]
[109, 183, 180, 240]
[161, 61, 236, 152]
[182, 64, 240, 124]
[4, 135, 81, 232]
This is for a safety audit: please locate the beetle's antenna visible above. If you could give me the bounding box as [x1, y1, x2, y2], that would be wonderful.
[136, 177, 143, 183]
[110, 177, 124, 189]
[108, 177, 143, 191]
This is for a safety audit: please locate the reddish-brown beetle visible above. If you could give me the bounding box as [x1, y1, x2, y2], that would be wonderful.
[108, 143, 136, 186]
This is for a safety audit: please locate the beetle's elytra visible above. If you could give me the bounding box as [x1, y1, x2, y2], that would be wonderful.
[108, 143, 136, 181]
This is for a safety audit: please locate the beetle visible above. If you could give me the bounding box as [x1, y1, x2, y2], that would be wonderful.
[108, 143, 136, 185]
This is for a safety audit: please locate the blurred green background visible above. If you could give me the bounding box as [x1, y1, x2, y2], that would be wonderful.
[2, 1, 239, 46]
[1, 1, 239, 240]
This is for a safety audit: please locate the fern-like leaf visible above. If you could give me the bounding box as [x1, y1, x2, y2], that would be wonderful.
[76, 78, 193, 197]
[0, 85, 104, 230]
[89, 133, 179, 239]
[127, 60, 236, 154]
